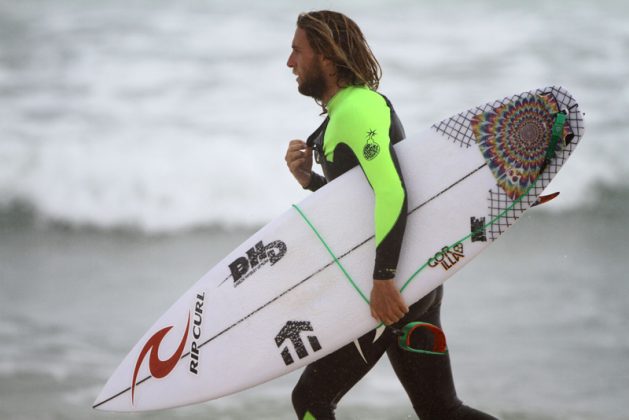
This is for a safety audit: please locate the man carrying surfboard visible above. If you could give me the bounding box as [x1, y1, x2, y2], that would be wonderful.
[285, 10, 497, 420]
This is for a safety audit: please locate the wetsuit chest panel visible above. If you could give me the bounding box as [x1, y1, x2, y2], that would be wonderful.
[306, 95, 405, 182]
[306, 86, 408, 279]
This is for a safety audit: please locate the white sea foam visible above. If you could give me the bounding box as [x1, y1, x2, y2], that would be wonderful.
[0, 0, 627, 232]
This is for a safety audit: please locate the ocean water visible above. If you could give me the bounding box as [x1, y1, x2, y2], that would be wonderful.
[1, 0, 628, 419]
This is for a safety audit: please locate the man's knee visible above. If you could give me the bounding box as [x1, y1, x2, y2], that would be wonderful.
[291, 382, 307, 416]
[291, 380, 335, 420]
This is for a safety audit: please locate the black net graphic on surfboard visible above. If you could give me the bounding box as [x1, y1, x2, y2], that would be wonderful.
[432, 86, 584, 241]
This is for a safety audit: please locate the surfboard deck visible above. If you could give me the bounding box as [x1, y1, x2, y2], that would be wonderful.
[94, 86, 584, 411]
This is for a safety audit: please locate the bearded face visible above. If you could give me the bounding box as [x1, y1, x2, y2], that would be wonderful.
[296, 57, 328, 101]
[288, 28, 332, 102]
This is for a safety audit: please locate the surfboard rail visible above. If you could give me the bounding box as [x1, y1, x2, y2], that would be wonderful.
[94, 86, 584, 412]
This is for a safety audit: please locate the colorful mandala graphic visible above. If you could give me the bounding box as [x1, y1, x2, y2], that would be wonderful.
[471, 93, 571, 200]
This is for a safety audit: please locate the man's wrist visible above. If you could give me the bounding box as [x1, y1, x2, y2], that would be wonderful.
[304, 172, 327, 192]
[373, 267, 396, 280]
[300, 171, 313, 189]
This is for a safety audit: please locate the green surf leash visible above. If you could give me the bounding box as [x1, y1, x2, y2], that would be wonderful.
[400, 111, 566, 294]
[291, 204, 449, 355]
[292, 112, 567, 355]
[291, 203, 370, 305]
[391, 322, 448, 355]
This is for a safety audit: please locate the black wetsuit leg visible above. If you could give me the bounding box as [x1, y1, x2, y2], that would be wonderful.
[291, 307, 392, 420]
[386, 289, 499, 420]
[292, 286, 497, 420]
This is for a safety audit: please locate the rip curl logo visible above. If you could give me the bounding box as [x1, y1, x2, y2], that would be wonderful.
[428, 243, 465, 271]
[363, 128, 380, 160]
[131, 313, 190, 405]
[189, 293, 205, 375]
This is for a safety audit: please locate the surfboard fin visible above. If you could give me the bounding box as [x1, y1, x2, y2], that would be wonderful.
[353, 339, 368, 364]
[373, 325, 386, 343]
[532, 192, 560, 207]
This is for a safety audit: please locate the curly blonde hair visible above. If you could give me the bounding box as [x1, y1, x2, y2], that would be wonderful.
[297, 11, 382, 91]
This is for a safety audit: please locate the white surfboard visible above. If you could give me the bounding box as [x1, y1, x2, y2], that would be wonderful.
[94, 86, 584, 411]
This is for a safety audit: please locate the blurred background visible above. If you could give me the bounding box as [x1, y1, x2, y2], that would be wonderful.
[0, 0, 627, 419]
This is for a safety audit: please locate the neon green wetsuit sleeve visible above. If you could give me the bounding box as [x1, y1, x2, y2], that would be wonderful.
[323, 87, 407, 279]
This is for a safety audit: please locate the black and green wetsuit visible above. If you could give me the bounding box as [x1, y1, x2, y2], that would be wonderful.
[293, 86, 497, 420]
[305, 86, 407, 280]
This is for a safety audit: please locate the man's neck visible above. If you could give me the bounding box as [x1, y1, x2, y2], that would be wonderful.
[321, 76, 348, 106]
[321, 87, 340, 106]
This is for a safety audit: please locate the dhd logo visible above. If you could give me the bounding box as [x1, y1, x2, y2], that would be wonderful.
[275, 320, 321, 366]
[228, 240, 287, 286]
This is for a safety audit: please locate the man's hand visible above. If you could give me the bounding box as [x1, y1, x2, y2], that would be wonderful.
[285, 140, 313, 188]
[370, 279, 409, 326]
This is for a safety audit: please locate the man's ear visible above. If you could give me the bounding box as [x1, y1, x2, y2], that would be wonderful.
[321, 56, 337, 78]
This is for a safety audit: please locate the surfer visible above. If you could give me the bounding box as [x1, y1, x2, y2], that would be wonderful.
[284, 11, 498, 420]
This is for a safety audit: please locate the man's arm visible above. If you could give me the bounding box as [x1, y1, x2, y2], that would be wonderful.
[363, 144, 409, 325]
[331, 100, 409, 325]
